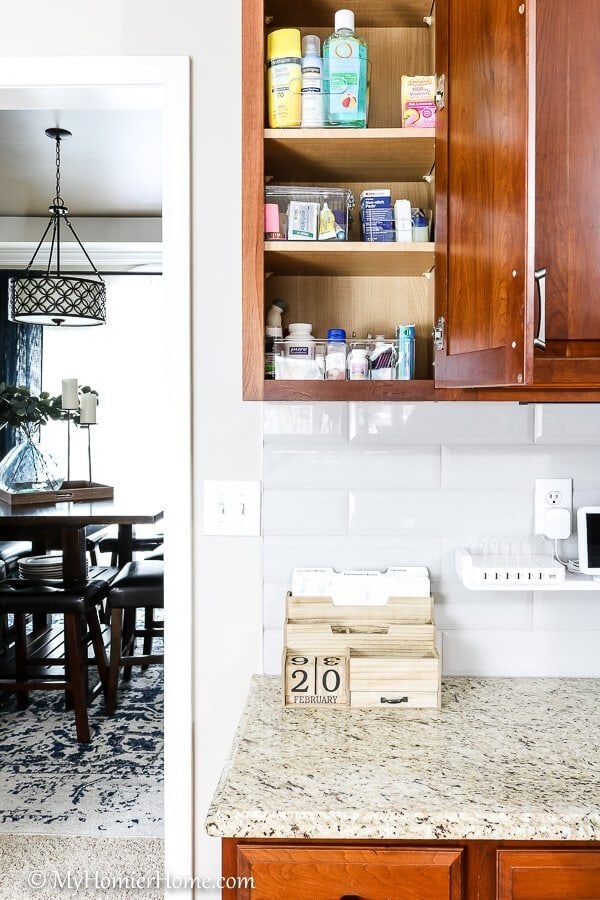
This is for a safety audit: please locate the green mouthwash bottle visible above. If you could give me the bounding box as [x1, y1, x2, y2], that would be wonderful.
[323, 9, 368, 128]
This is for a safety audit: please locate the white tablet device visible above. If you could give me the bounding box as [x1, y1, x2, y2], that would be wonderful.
[577, 507, 600, 579]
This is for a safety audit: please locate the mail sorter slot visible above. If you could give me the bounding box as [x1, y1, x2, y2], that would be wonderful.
[286, 593, 434, 624]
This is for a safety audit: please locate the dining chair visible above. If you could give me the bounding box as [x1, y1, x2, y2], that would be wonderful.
[97, 526, 163, 567]
[0, 576, 112, 743]
[0, 540, 33, 575]
[106, 560, 164, 715]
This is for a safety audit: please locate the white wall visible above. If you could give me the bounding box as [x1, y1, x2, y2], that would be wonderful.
[263, 402, 600, 677]
[1, 1, 263, 887]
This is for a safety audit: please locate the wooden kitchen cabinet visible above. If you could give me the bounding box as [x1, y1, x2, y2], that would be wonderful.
[433, 0, 532, 389]
[235, 846, 463, 899]
[531, 0, 600, 388]
[243, 0, 600, 399]
[224, 840, 600, 899]
[497, 850, 600, 899]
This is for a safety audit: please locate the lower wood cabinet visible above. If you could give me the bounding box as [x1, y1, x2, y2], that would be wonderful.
[236, 846, 462, 900]
[497, 850, 600, 900]
[223, 840, 600, 899]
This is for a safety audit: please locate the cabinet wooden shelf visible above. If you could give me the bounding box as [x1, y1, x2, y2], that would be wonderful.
[265, 0, 433, 28]
[264, 379, 436, 401]
[264, 129, 435, 182]
[265, 241, 435, 276]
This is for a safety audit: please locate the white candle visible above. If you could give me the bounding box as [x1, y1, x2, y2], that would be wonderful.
[79, 392, 97, 425]
[62, 378, 79, 410]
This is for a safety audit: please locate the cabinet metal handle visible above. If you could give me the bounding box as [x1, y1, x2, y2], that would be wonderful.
[380, 696, 408, 704]
[534, 267, 547, 350]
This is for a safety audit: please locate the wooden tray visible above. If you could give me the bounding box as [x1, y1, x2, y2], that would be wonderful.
[0, 481, 114, 506]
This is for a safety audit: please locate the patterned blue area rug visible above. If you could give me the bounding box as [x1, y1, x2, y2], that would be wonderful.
[0, 663, 163, 836]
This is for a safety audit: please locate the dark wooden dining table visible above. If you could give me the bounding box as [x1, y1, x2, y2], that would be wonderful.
[0, 494, 164, 584]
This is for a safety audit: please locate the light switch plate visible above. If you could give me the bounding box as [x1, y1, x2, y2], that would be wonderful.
[203, 480, 261, 536]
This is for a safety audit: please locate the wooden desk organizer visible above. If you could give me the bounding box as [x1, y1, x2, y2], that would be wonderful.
[283, 592, 441, 709]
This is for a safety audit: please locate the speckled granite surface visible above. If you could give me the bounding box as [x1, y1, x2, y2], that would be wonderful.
[206, 676, 600, 841]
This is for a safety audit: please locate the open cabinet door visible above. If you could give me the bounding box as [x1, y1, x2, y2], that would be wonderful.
[434, 0, 534, 388]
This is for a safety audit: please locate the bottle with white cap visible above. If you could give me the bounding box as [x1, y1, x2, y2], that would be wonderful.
[323, 9, 368, 127]
[301, 35, 324, 127]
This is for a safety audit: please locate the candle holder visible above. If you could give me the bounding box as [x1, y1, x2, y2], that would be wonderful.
[61, 379, 79, 484]
[62, 409, 79, 483]
[78, 423, 95, 488]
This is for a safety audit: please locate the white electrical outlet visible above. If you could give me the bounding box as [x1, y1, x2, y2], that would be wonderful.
[534, 478, 573, 539]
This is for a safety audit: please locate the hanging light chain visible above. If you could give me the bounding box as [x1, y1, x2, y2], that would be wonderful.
[54, 136, 64, 208]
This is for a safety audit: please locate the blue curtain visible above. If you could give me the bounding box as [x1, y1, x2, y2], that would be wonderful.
[0, 273, 43, 456]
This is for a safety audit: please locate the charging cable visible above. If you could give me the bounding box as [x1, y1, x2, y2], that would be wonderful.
[550, 537, 581, 574]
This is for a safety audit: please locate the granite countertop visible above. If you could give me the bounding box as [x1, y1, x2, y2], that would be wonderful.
[206, 676, 600, 841]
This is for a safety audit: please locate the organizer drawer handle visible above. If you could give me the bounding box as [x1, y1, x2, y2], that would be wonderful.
[380, 696, 408, 704]
[534, 267, 547, 350]
[340, 896, 362, 899]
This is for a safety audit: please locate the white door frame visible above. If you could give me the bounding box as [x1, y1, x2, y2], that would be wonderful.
[0, 57, 194, 894]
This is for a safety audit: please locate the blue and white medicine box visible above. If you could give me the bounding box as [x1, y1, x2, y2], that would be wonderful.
[360, 189, 394, 242]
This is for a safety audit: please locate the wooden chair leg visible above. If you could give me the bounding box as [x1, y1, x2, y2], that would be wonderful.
[63, 617, 74, 711]
[142, 606, 154, 670]
[86, 607, 108, 698]
[64, 613, 90, 743]
[106, 608, 123, 716]
[14, 613, 29, 710]
[122, 608, 136, 682]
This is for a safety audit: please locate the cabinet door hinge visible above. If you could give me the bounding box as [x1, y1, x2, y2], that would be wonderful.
[433, 316, 445, 351]
[436, 74, 446, 110]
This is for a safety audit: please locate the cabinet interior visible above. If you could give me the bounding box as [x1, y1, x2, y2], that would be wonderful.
[262, 0, 437, 395]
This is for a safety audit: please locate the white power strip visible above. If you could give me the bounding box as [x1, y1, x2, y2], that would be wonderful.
[455, 547, 565, 586]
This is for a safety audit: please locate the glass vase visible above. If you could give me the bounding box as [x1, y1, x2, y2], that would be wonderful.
[0, 430, 64, 494]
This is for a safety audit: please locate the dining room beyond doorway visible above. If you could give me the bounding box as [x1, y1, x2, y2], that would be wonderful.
[0, 104, 166, 841]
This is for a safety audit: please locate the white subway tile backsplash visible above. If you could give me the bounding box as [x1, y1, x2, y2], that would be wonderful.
[434, 583, 533, 630]
[533, 593, 600, 630]
[574, 489, 600, 510]
[264, 403, 347, 441]
[263, 490, 348, 536]
[263, 628, 284, 675]
[264, 447, 441, 490]
[263, 581, 288, 630]
[349, 490, 532, 536]
[442, 629, 600, 676]
[263, 401, 600, 677]
[263, 536, 443, 583]
[349, 402, 533, 445]
[535, 404, 600, 444]
[442, 445, 600, 491]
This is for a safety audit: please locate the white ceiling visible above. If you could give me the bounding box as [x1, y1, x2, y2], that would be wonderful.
[0, 108, 161, 217]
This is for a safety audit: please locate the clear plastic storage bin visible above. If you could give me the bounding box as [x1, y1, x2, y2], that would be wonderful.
[272, 333, 416, 380]
[265, 186, 354, 241]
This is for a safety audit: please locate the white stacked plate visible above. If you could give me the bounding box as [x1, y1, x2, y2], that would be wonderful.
[18, 554, 69, 581]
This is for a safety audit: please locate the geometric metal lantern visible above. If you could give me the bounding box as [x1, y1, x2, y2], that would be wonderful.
[8, 128, 106, 326]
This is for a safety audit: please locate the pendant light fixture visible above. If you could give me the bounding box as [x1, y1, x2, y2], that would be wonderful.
[8, 128, 106, 326]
